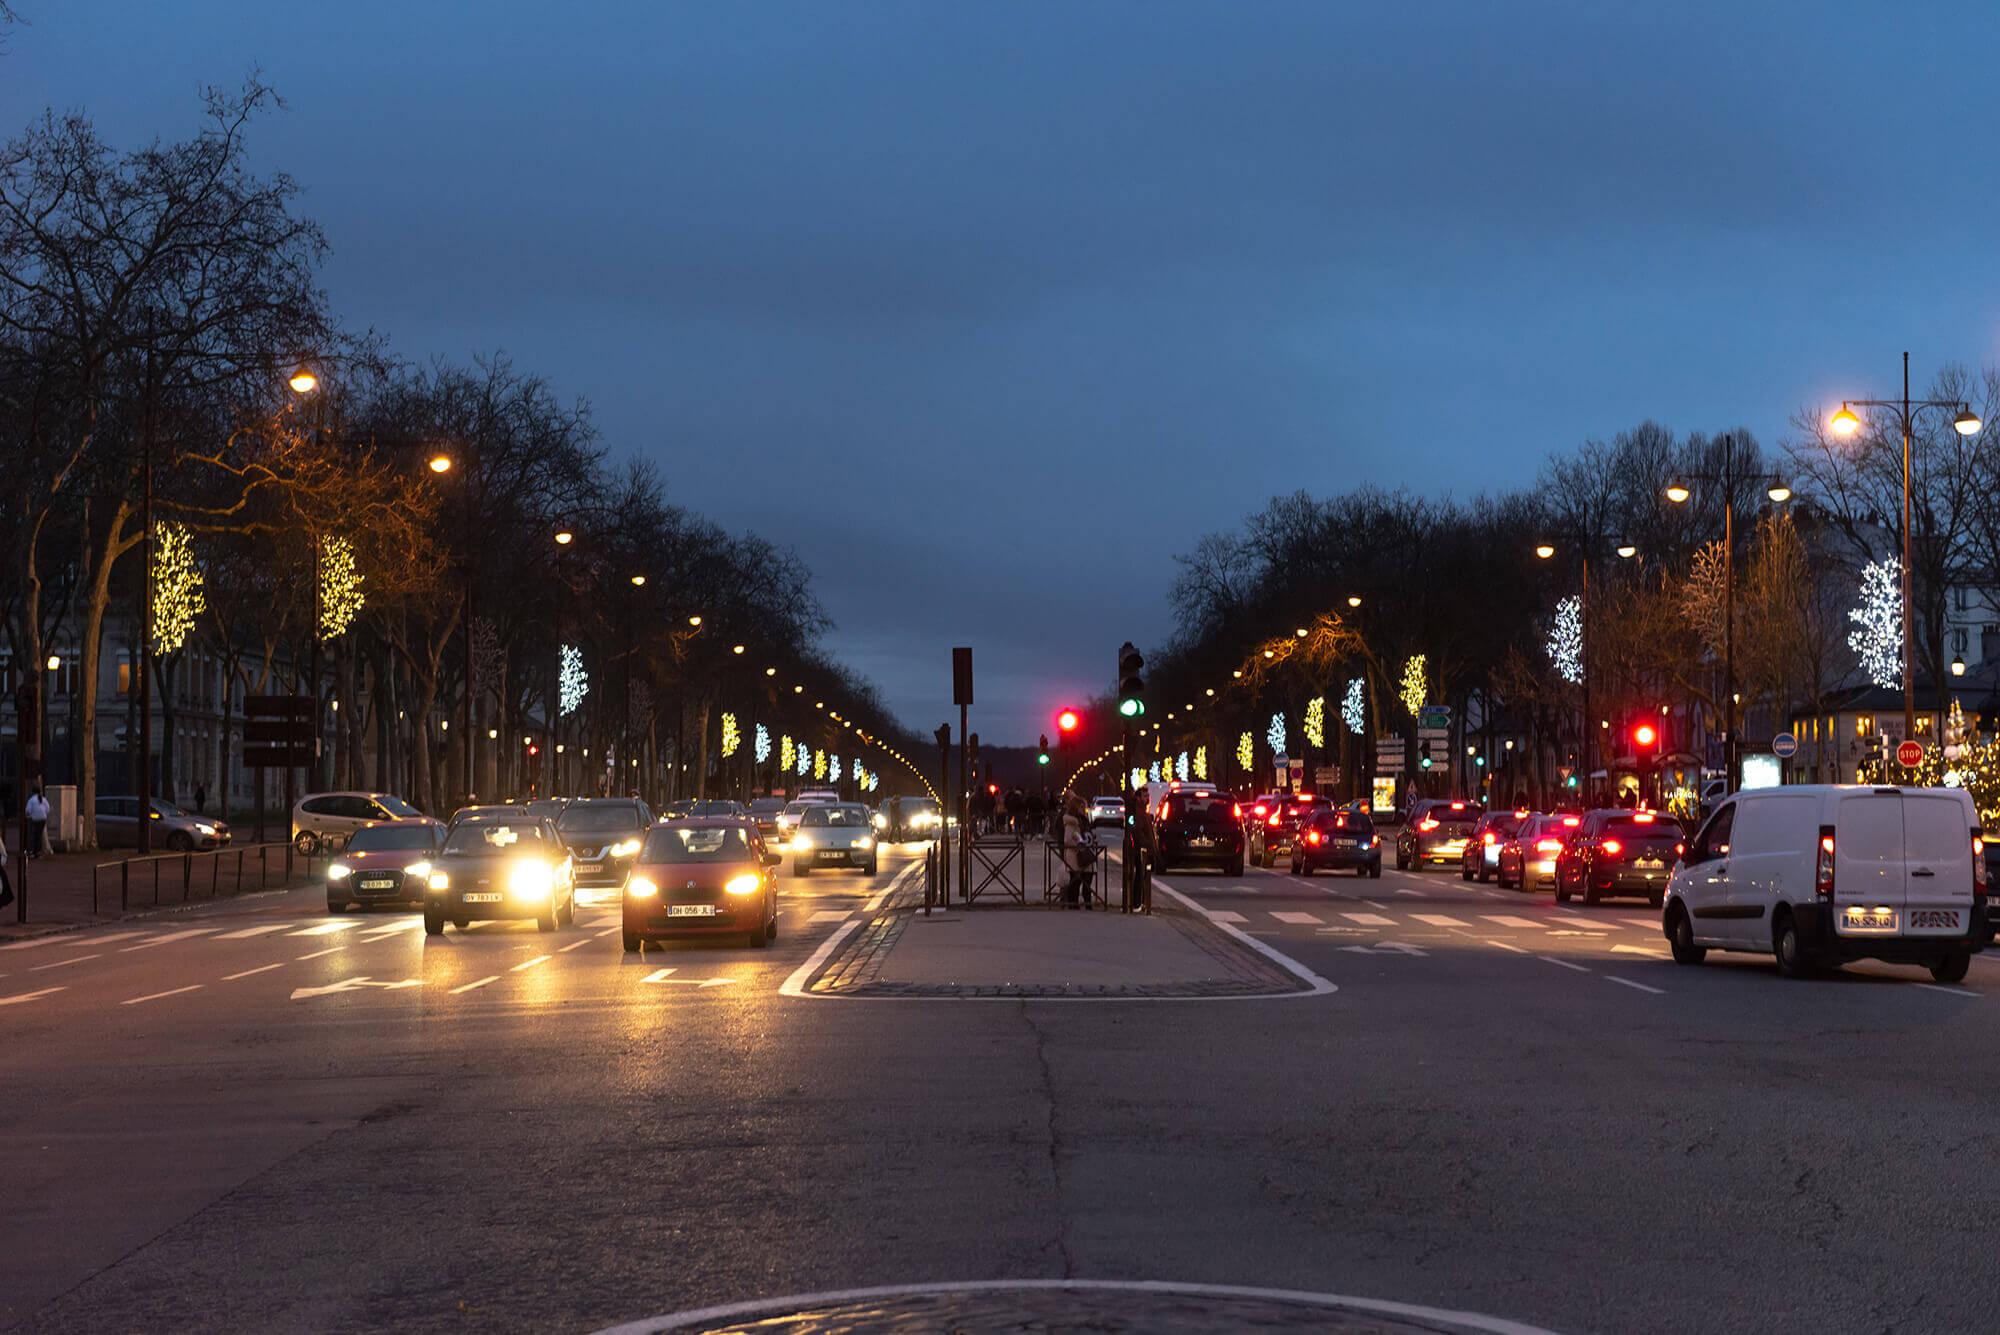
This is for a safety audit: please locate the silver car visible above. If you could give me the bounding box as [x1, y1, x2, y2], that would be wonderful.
[789, 802, 878, 876]
[96, 797, 232, 851]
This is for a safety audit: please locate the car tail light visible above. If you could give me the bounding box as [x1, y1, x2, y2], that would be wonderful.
[1561, 815, 1580, 827]
[1268, 814, 1282, 827]
[1254, 804, 1268, 817]
[1816, 826, 1835, 900]
[1450, 802, 1465, 810]
[1483, 832, 1497, 845]
[1633, 812, 1656, 823]
[1601, 839, 1622, 857]
[1975, 829, 1987, 896]
[1536, 839, 1562, 854]
[1307, 832, 1321, 845]
[1419, 818, 1439, 832]
[1233, 804, 1242, 819]
[1675, 842, 1685, 858]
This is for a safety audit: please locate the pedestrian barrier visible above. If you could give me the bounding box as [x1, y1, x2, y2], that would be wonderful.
[967, 832, 1030, 904]
[1041, 836, 1113, 908]
[92, 841, 325, 914]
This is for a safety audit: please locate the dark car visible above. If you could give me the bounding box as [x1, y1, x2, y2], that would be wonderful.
[623, 818, 780, 951]
[423, 818, 576, 934]
[1987, 836, 2000, 944]
[1249, 794, 1330, 867]
[1461, 809, 1532, 882]
[746, 796, 787, 843]
[325, 818, 444, 911]
[555, 797, 655, 891]
[1556, 809, 1684, 906]
[1292, 809, 1382, 877]
[1154, 790, 1245, 876]
[1395, 798, 1482, 870]
[879, 795, 943, 843]
[1495, 813, 1582, 890]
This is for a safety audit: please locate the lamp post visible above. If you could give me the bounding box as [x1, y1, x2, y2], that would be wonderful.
[1830, 352, 1982, 744]
[1665, 433, 1794, 796]
[287, 367, 328, 794]
[1535, 538, 1637, 802]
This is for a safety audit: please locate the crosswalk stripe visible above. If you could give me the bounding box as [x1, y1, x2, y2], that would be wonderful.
[1412, 914, 1468, 927]
[288, 920, 363, 937]
[215, 925, 290, 939]
[1549, 916, 1601, 928]
[121, 930, 216, 951]
[1342, 913, 1395, 926]
[1270, 911, 1321, 925]
[1481, 915, 1542, 928]
[1206, 910, 1247, 924]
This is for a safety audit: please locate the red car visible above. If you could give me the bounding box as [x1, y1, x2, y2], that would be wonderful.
[623, 818, 781, 952]
[1495, 813, 1582, 891]
[325, 818, 445, 911]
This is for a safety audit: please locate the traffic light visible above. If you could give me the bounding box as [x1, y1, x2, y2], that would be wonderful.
[1056, 708, 1080, 738]
[968, 732, 980, 772]
[1118, 643, 1145, 717]
[1420, 739, 1433, 770]
[1038, 734, 1051, 767]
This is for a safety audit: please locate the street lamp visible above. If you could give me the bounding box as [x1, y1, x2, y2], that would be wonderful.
[288, 366, 317, 395]
[428, 454, 452, 474]
[1535, 536, 1638, 796]
[1664, 432, 1791, 795]
[1829, 352, 1982, 743]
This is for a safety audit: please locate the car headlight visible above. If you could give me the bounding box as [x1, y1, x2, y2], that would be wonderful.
[194, 823, 216, 836]
[873, 813, 887, 829]
[328, 863, 352, 881]
[509, 861, 555, 896]
[855, 835, 873, 850]
[724, 873, 760, 896]
[792, 834, 813, 850]
[628, 876, 658, 898]
[428, 871, 450, 891]
[404, 861, 432, 877]
[608, 839, 641, 858]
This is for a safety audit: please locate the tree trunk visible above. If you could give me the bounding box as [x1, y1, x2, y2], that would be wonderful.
[695, 696, 713, 799]
[78, 498, 141, 849]
[158, 651, 177, 804]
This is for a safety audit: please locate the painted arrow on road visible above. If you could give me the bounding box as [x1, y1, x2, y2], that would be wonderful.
[290, 976, 424, 1000]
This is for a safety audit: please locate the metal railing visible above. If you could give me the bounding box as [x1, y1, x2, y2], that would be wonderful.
[91, 841, 326, 914]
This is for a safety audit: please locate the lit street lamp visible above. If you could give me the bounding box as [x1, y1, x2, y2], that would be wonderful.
[1535, 537, 1638, 797]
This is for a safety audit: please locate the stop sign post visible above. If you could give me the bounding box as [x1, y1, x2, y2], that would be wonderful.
[1897, 740, 1924, 769]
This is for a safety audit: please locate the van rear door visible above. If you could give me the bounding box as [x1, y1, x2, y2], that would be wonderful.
[1900, 791, 1975, 938]
[1832, 792, 1906, 938]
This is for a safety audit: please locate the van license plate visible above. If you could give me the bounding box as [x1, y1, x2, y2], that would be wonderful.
[1908, 908, 1965, 933]
[1842, 908, 1898, 932]
[1190, 837, 1214, 848]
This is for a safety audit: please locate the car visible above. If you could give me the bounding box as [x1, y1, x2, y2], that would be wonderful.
[1244, 793, 1287, 834]
[95, 796, 232, 851]
[554, 797, 655, 891]
[878, 795, 943, 842]
[1462, 809, 1531, 882]
[686, 799, 747, 818]
[422, 817, 576, 934]
[325, 819, 445, 911]
[1249, 794, 1330, 867]
[291, 791, 425, 854]
[1292, 808, 1382, 877]
[790, 802, 878, 875]
[1664, 784, 1987, 982]
[746, 796, 788, 843]
[447, 803, 531, 829]
[623, 818, 781, 951]
[1495, 813, 1580, 890]
[1152, 790, 1245, 875]
[1395, 798, 1482, 870]
[1087, 795, 1126, 829]
[1556, 809, 1684, 906]
[659, 799, 696, 819]
[524, 798, 569, 825]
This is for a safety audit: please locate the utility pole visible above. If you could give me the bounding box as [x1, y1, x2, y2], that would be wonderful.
[137, 324, 155, 856]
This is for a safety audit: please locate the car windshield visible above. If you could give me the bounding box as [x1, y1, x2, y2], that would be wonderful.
[748, 798, 787, 815]
[801, 805, 868, 827]
[641, 825, 754, 862]
[690, 800, 740, 817]
[1165, 795, 1233, 820]
[558, 805, 643, 833]
[782, 802, 814, 818]
[375, 795, 423, 817]
[442, 823, 548, 854]
[151, 800, 188, 817]
[904, 799, 940, 815]
[1603, 814, 1675, 838]
[345, 825, 436, 853]
[1093, 797, 1123, 808]
[1322, 812, 1373, 834]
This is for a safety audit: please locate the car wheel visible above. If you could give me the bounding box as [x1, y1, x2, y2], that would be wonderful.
[864, 858, 879, 875]
[623, 931, 641, 953]
[766, 909, 778, 942]
[424, 907, 444, 936]
[1460, 859, 1472, 881]
[1773, 910, 1815, 979]
[1668, 907, 1705, 965]
[1476, 861, 1491, 883]
[1930, 951, 1972, 984]
[1367, 860, 1381, 879]
[1582, 877, 1600, 906]
[294, 831, 318, 856]
[561, 891, 577, 925]
[327, 896, 346, 914]
[167, 831, 194, 853]
[750, 922, 770, 949]
[1648, 891, 1664, 909]
[1227, 857, 1244, 877]
[454, 917, 469, 930]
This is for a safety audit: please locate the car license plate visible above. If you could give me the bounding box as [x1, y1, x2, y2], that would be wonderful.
[1190, 837, 1214, 848]
[359, 878, 398, 891]
[576, 862, 603, 874]
[463, 892, 504, 903]
[1908, 907, 1964, 933]
[819, 851, 848, 861]
[1842, 907, 1898, 932]
[668, 904, 716, 917]
[1331, 838, 1357, 848]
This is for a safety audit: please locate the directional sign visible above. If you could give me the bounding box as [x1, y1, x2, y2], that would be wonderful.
[1419, 705, 1450, 729]
[1771, 732, 1799, 759]
[1417, 727, 1450, 742]
[1898, 740, 1925, 769]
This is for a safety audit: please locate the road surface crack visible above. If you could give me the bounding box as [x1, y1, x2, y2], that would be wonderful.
[1021, 1006, 1075, 1279]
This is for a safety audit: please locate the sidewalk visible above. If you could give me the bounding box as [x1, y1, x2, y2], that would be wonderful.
[0, 842, 319, 941]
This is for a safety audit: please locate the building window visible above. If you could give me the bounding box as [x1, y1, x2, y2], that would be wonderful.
[1955, 628, 1968, 655]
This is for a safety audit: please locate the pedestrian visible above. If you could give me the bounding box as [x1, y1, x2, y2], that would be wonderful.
[25, 785, 48, 859]
[1026, 787, 1046, 831]
[194, 781, 207, 815]
[1061, 793, 1095, 908]
[1004, 786, 1026, 834]
[0, 823, 13, 910]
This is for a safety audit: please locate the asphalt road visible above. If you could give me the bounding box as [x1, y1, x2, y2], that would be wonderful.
[5, 840, 1998, 1333]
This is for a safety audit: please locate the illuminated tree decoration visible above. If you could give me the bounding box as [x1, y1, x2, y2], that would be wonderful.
[1178, 750, 1190, 782]
[1237, 731, 1254, 772]
[830, 755, 842, 783]
[1149, 761, 1162, 782]
[1399, 655, 1427, 717]
[559, 645, 588, 716]
[1304, 696, 1325, 748]
[755, 724, 772, 764]
[1903, 701, 2000, 822]
[1130, 767, 1147, 790]
[781, 734, 796, 771]
[1342, 678, 1366, 735]
[797, 746, 811, 777]
[1194, 746, 1208, 780]
[1548, 595, 1583, 685]
[1267, 712, 1286, 756]
[864, 772, 879, 793]
[317, 533, 364, 639]
[814, 749, 827, 780]
[1160, 754, 1175, 781]
[151, 521, 205, 654]
[1848, 558, 1902, 689]
[721, 713, 741, 757]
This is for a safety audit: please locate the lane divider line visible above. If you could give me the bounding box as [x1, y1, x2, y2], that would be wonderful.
[778, 920, 860, 998]
[1153, 880, 1337, 998]
[1486, 939, 1529, 954]
[215, 925, 290, 940]
[1914, 983, 1979, 996]
[223, 963, 285, 981]
[558, 938, 592, 952]
[593, 927, 621, 939]
[450, 975, 498, 994]
[510, 955, 551, 972]
[296, 946, 344, 961]
[122, 984, 202, 1006]
[1606, 975, 1665, 995]
[641, 968, 678, 983]
[1537, 955, 1591, 973]
[30, 954, 99, 972]
[0, 986, 65, 1005]
[121, 930, 217, 952]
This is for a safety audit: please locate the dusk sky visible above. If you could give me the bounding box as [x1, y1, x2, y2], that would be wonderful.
[9, 2, 2000, 743]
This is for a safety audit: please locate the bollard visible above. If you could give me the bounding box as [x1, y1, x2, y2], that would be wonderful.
[121, 858, 130, 911]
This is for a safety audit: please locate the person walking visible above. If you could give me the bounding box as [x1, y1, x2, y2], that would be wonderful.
[24, 785, 49, 859]
[1004, 786, 1026, 834]
[1061, 793, 1095, 909]
[0, 823, 13, 910]
[194, 781, 207, 815]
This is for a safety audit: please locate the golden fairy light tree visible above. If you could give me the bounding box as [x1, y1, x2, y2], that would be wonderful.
[151, 521, 205, 653]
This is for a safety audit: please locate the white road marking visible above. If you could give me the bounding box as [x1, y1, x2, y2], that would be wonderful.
[593, 926, 621, 938]
[1620, 917, 1661, 930]
[1342, 913, 1396, 926]
[510, 955, 550, 972]
[296, 946, 345, 960]
[450, 975, 499, 993]
[0, 986, 65, 1004]
[809, 910, 849, 923]
[1486, 939, 1529, 953]
[288, 920, 363, 937]
[1606, 975, 1666, 994]
[1548, 916, 1600, 928]
[291, 976, 422, 999]
[223, 963, 285, 980]
[215, 925, 290, 940]
[779, 919, 861, 997]
[1394, 888, 1420, 896]
[1537, 955, 1591, 973]
[0, 937, 66, 952]
[122, 984, 203, 1005]
[62, 931, 144, 946]
[1914, 983, 1979, 996]
[557, 938, 591, 952]
[641, 968, 678, 982]
[358, 921, 425, 939]
[1481, 916, 1542, 928]
[1412, 914, 1468, 927]
[121, 930, 217, 952]
[1374, 941, 1428, 956]
[1612, 944, 1668, 957]
[31, 954, 99, 972]
[1270, 911, 1321, 925]
[1207, 910, 1248, 924]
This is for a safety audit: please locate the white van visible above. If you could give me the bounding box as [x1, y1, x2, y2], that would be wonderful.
[1663, 784, 1987, 982]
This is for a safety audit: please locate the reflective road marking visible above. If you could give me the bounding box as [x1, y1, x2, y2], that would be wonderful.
[122, 985, 203, 1005]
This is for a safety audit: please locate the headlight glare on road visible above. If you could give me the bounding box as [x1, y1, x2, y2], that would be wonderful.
[328, 863, 352, 880]
[725, 873, 760, 896]
[608, 839, 640, 858]
[428, 870, 450, 891]
[509, 860, 555, 896]
[628, 876, 659, 898]
[404, 860, 432, 877]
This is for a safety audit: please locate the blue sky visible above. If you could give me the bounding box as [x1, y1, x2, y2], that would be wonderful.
[8, 1, 2000, 742]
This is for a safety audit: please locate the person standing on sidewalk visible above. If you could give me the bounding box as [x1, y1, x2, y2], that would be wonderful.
[194, 781, 207, 815]
[0, 823, 13, 909]
[24, 785, 48, 859]
[1061, 793, 1095, 909]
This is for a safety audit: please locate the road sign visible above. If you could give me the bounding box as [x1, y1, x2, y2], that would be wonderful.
[244, 694, 315, 768]
[1558, 766, 1574, 780]
[1771, 732, 1798, 759]
[1375, 752, 1406, 773]
[1897, 740, 1925, 769]
[1419, 705, 1450, 730]
[1418, 727, 1449, 742]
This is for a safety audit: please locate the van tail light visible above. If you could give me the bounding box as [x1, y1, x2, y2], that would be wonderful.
[1675, 842, 1685, 859]
[1633, 812, 1656, 823]
[1268, 814, 1282, 827]
[1816, 826, 1835, 901]
[1419, 818, 1439, 832]
[1975, 829, 1987, 897]
[1536, 839, 1563, 854]
[1601, 839, 1622, 857]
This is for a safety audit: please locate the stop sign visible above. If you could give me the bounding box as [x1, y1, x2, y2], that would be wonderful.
[1897, 740, 1924, 768]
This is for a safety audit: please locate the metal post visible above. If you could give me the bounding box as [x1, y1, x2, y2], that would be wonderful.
[138, 331, 155, 856]
[1901, 350, 1916, 745]
[1723, 434, 1736, 797]
[1580, 551, 1590, 798]
[15, 678, 35, 923]
[958, 703, 969, 902]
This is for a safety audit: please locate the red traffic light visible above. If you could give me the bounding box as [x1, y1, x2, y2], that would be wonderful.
[1634, 724, 1657, 748]
[1056, 708, 1080, 733]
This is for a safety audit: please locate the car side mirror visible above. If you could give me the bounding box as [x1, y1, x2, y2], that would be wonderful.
[762, 852, 781, 867]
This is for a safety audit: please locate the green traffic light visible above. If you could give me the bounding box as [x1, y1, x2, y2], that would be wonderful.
[1119, 698, 1143, 717]
[1420, 756, 1432, 769]
[1037, 753, 1050, 765]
